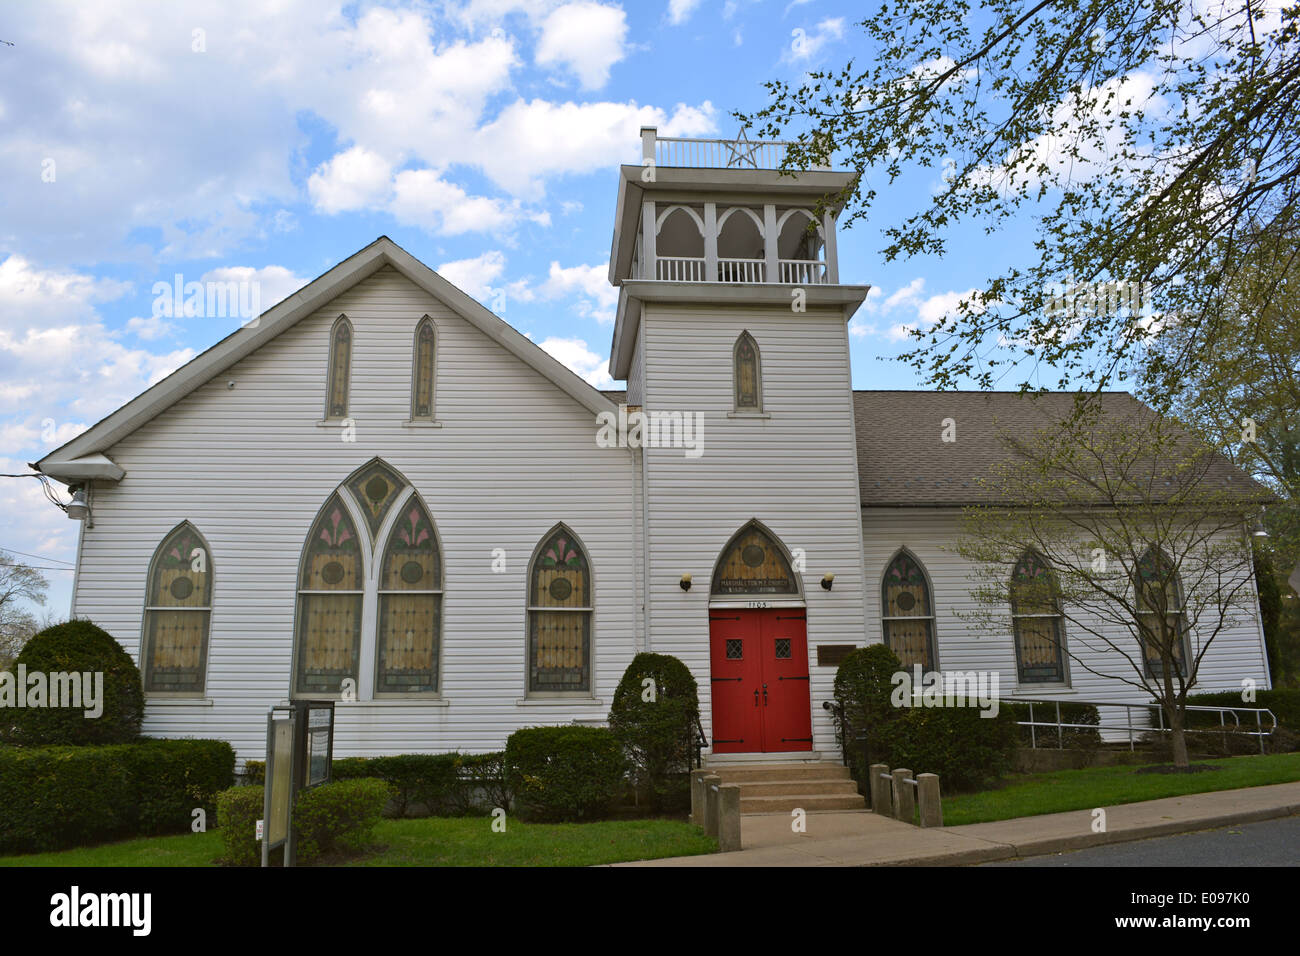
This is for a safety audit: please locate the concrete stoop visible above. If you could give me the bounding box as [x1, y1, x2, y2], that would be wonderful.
[707, 762, 866, 814]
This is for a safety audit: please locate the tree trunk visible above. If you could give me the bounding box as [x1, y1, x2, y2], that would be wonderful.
[1168, 707, 1190, 769]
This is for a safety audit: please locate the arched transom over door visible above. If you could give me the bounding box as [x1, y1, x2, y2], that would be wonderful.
[708, 522, 811, 754]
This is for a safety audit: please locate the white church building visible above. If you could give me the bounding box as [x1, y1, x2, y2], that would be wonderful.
[35, 129, 1272, 764]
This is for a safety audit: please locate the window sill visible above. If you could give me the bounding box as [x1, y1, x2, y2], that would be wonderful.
[1010, 686, 1075, 695]
[146, 697, 215, 706]
[337, 698, 450, 707]
[401, 420, 443, 428]
[726, 411, 771, 419]
[516, 697, 604, 706]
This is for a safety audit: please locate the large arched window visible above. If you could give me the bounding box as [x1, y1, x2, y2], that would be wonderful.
[1010, 550, 1066, 684]
[527, 524, 592, 694]
[410, 316, 437, 421]
[325, 314, 352, 420]
[733, 331, 763, 412]
[711, 520, 800, 596]
[1135, 546, 1189, 680]
[881, 550, 937, 670]
[294, 493, 364, 696]
[142, 522, 212, 695]
[376, 497, 442, 695]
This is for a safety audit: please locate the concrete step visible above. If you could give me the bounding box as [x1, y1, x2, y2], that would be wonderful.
[740, 793, 867, 814]
[730, 778, 861, 797]
[709, 763, 852, 783]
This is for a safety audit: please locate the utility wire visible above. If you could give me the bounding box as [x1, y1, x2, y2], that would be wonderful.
[0, 547, 73, 565]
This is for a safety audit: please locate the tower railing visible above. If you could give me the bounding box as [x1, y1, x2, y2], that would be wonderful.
[641, 127, 833, 172]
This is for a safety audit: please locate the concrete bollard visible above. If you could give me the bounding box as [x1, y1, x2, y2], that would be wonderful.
[702, 773, 721, 839]
[717, 784, 742, 852]
[689, 769, 711, 826]
[892, 767, 915, 823]
[917, 773, 943, 828]
[869, 763, 892, 815]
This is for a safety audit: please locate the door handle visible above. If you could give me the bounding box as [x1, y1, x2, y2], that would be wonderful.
[754, 688, 759, 707]
[763, 683, 768, 706]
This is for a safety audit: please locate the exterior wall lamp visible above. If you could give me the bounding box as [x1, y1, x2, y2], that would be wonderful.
[821, 573, 834, 591]
[680, 573, 692, 591]
[66, 485, 90, 522]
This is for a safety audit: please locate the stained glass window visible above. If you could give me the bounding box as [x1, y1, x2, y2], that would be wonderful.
[411, 317, 436, 420]
[376, 497, 442, 695]
[295, 494, 363, 696]
[1010, 550, 1066, 683]
[711, 522, 799, 595]
[345, 459, 405, 540]
[326, 314, 352, 420]
[142, 522, 212, 694]
[881, 551, 936, 670]
[1135, 547, 1189, 680]
[528, 525, 591, 693]
[733, 331, 762, 410]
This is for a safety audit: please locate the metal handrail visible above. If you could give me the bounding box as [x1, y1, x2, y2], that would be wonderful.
[1009, 695, 1277, 755]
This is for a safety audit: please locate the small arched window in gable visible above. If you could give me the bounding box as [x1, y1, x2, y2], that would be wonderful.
[733, 331, 762, 411]
[527, 525, 592, 694]
[881, 550, 937, 671]
[411, 317, 437, 421]
[325, 314, 352, 420]
[1010, 550, 1066, 684]
[142, 522, 213, 695]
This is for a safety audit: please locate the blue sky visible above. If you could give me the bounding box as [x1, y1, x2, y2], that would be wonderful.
[0, 0, 1035, 616]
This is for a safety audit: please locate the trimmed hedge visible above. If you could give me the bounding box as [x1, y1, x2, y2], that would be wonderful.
[608, 653, 700, 812]
[1004, 701, 1102, 752]
[881, 704, 1020, 792]
[0, 738, 235, 854]
[293, 778, 390, 864]
[216, 785, 264, 867]
[3, 620, 144, 746]
[242, 752, 512, 816]
[1182, 689, 1300, 731]
[505, 726, 626, 822]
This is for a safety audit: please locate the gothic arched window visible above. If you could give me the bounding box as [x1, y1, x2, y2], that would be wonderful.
[527, 525, 592, 694]
[294, 493, 364, 695]
[376, 497, 442, 695]
[881, 550, 937, 670]
[733, 331, 762, 411]
[142, 522, 213, 695]
[411, 316, 436, 421]
[325, 314, 352, 420]
[1010, 550, 1067, 684]
[1135, 546, 1189, 680]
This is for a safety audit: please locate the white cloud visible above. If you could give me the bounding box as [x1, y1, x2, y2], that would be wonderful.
[513, 260, 617, 324]
[787, 17, 844, 62]
[436, 250, 508, 300]
[308, 146, 394, 214]
[125, 315, 176, 341]
[391, 170, 528, 235]
[537, 335, 615, 387]
[200, 265, 311, 312]
[535, 3, 629, 90]
[849, 277, 983, 341]
[668, 0, 704, 25]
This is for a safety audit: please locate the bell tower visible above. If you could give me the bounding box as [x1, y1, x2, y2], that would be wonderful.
[608, 127, 873, 759]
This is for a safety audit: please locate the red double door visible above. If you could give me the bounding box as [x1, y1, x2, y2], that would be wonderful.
[708, 608, 812, 753]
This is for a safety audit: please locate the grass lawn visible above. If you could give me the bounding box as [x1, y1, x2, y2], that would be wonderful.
[941, 752, 1300, 826]
[0, 816, 715, 867]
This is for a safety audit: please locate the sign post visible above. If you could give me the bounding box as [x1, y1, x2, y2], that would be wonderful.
[261, 700, 335, 867]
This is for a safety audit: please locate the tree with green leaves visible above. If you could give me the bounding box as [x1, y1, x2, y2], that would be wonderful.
[742, 1, 1300, 399]
[957, 405, 1272, 767]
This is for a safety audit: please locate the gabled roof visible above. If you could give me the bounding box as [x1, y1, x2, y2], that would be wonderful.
[37, 237, 617, 481]
[851, 390, 1264, 506]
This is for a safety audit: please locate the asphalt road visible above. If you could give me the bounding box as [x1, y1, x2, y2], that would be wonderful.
[981, 814, 1300, 866]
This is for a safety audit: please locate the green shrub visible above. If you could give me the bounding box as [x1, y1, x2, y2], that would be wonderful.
[293, 778, 390, 864]
[455, 751, 512, 814]
[0, 738, 231, 853]
[366, 753, 460, 817]
[3, 619, 144, 746]
[242, 760, 265, 785]
[1182, 689, 1300, 732]
[332, 756, 376, 781]
[215, 785, 264, 867]
[505, 726, 626, 822]
[880, 703, 1020, 792]
[116, 738, 235, 834]
[1004, 701, 1102, 752]
[832, 644, 904, 779]
[608, 653, 700, 812]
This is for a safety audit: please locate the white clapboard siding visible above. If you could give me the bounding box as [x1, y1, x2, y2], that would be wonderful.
[639, 303, 870, 755]
[861, 508, 1272, 737]
[75, 267, 639, 762]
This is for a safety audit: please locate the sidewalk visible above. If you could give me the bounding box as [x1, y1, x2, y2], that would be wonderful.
[616, 781, 1300, 866]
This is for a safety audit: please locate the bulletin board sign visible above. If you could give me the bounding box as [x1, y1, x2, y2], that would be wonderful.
[295, 700, 335, 790]
[262, 706, 296, 867]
